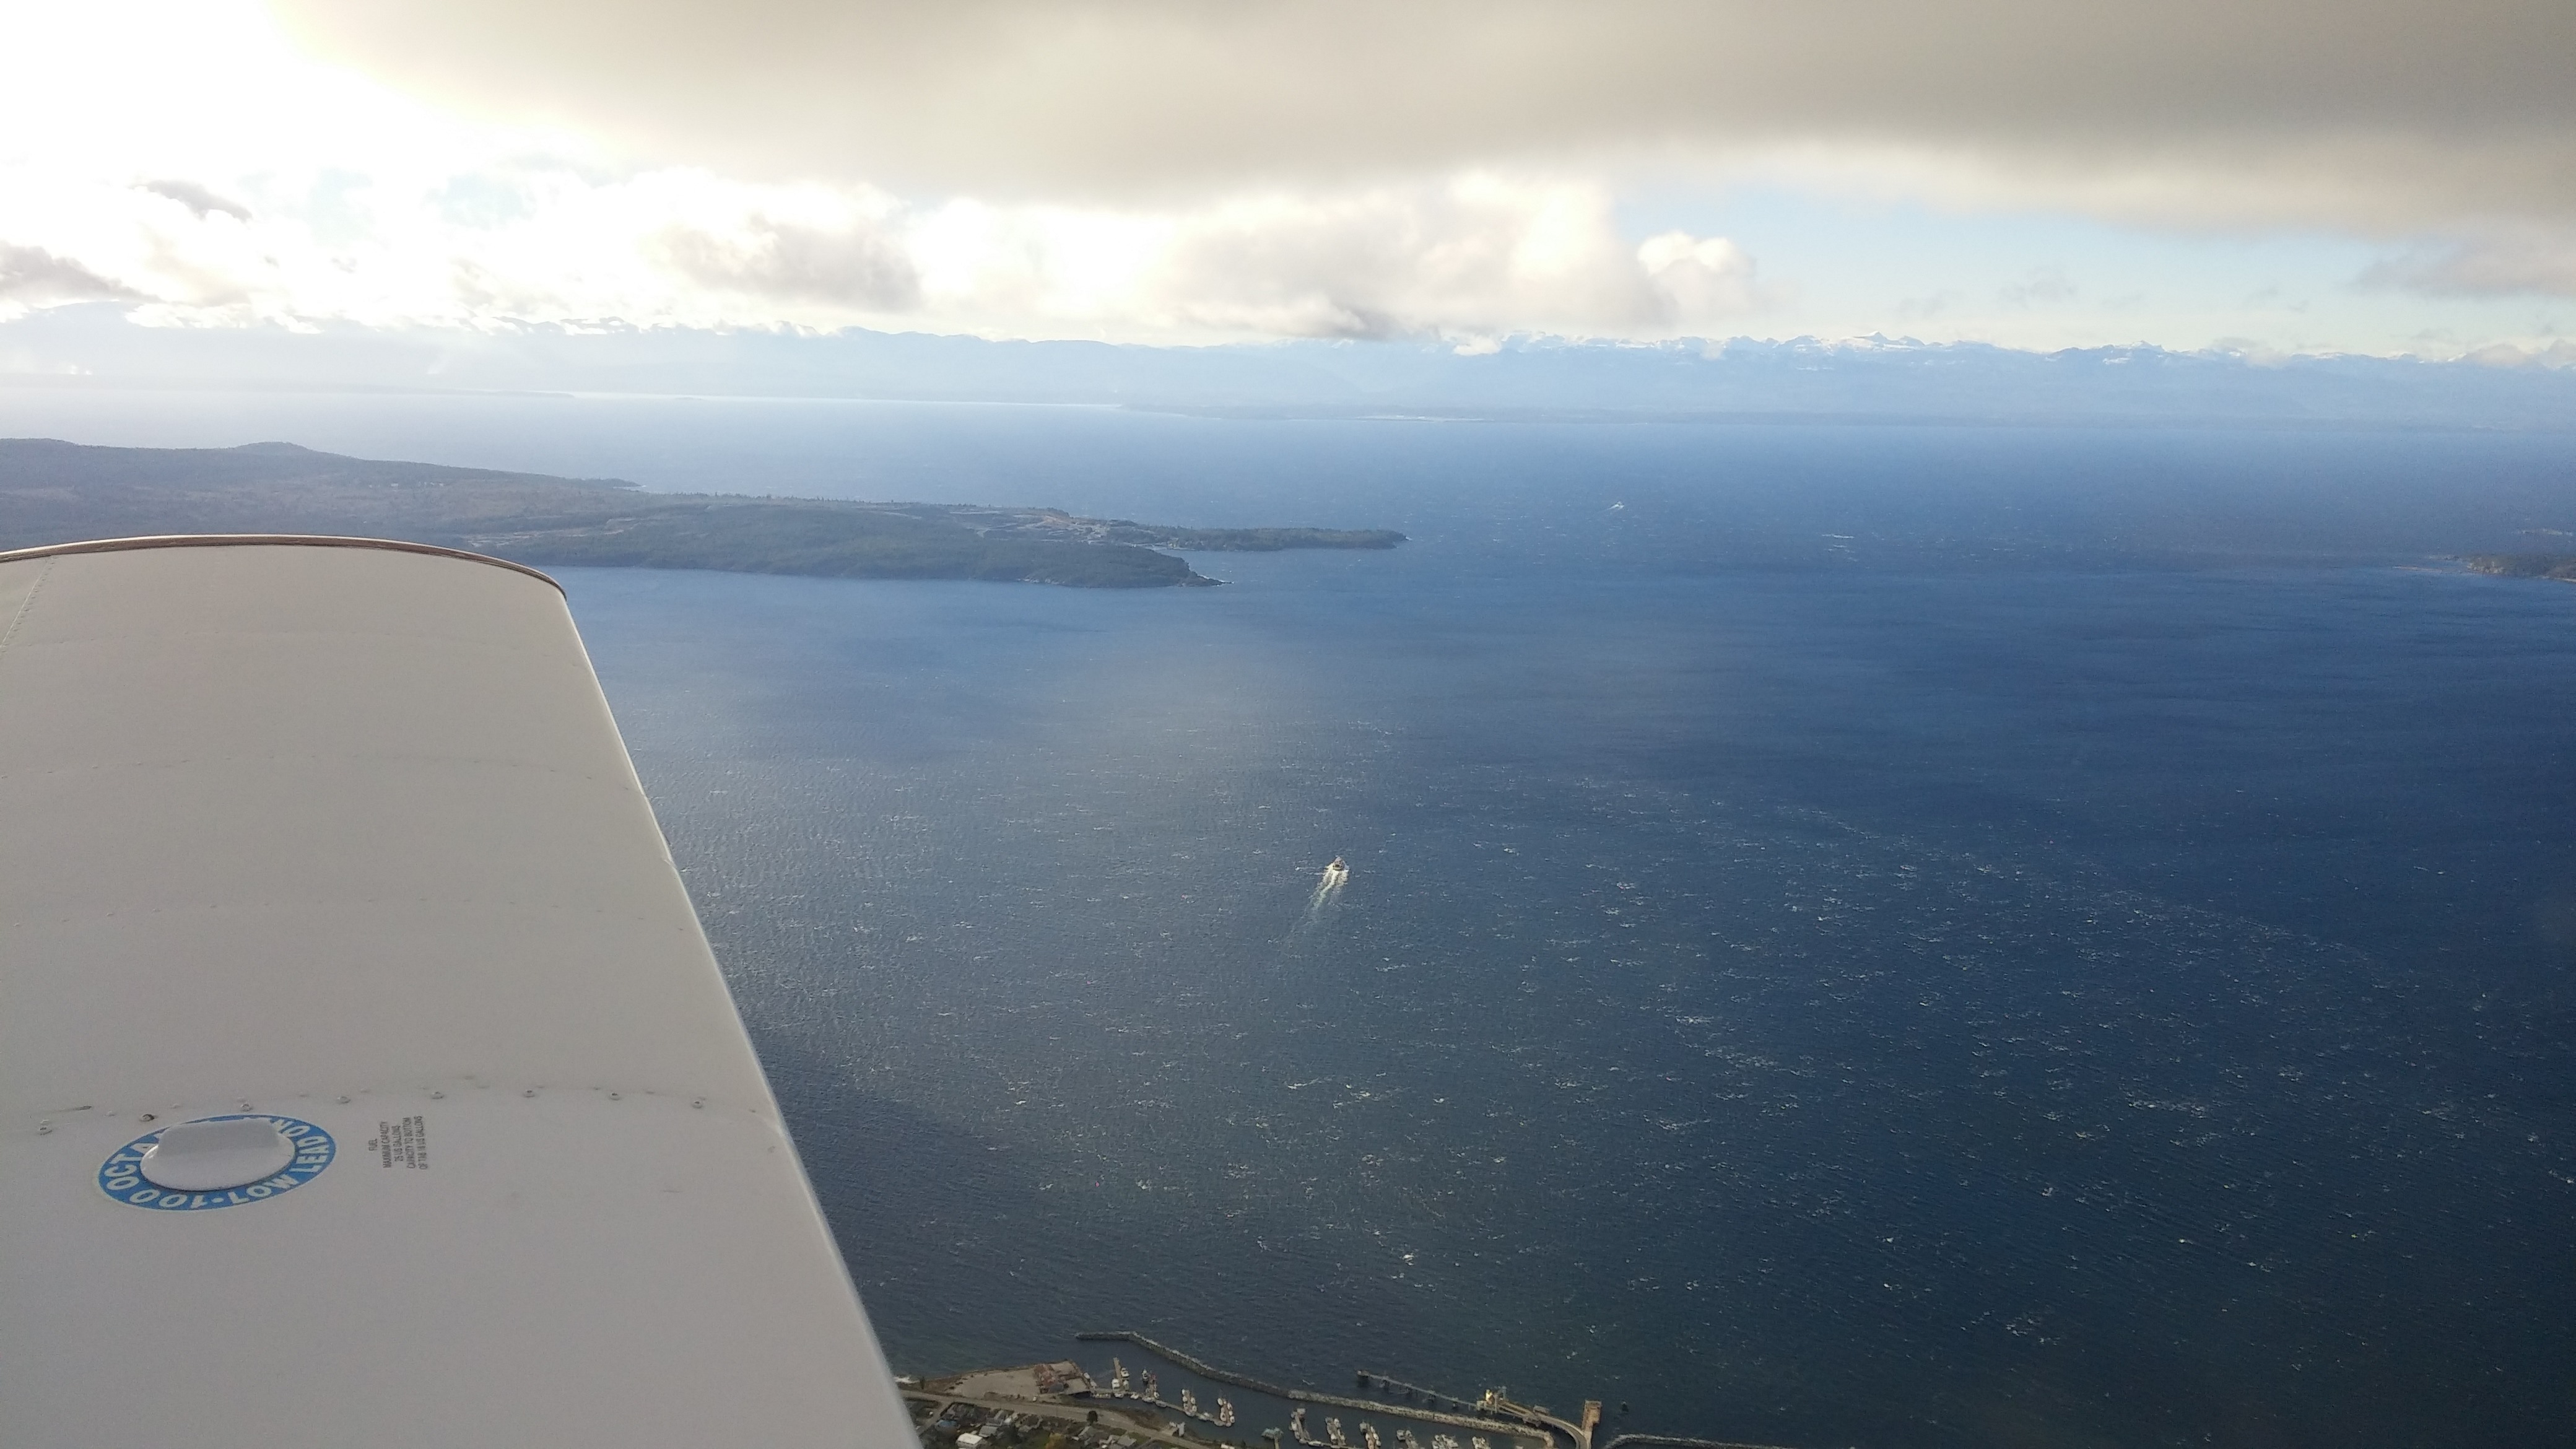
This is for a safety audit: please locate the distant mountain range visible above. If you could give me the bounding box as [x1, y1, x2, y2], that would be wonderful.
[6, 304, 2574, 430]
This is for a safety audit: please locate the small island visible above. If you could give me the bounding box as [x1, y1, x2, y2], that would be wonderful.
[0, 438, 1404, 589]
[2460, 553, 2576, 583]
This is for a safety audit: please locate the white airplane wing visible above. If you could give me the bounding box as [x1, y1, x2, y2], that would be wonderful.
[0, 537, 915, 1448]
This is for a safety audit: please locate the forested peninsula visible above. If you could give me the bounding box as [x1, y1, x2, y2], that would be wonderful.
[0, 439, 1402, 588]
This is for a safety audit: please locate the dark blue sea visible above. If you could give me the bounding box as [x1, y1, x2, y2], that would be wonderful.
[13, 391, 2576, 1448]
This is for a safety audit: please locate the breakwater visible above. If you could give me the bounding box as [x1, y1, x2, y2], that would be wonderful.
[1597, 1423, 1803, 1434]
[1073, 1333, 1554, 1447]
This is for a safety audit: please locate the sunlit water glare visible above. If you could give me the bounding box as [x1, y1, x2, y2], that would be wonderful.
[529, 414, 2576, 1449]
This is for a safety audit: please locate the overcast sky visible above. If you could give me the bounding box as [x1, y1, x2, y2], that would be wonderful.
[1, 0, 2569, 360]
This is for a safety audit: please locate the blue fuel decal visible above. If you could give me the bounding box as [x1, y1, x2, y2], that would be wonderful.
[97, 1115, 337, 1211]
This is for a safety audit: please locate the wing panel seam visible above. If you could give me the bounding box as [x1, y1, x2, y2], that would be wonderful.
[0, 557, 55, 664]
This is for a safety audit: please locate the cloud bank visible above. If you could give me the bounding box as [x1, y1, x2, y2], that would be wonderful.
[0, 0, 2566, 359]
[0, 137, 1762, 343]
[276, 0, 2576, 237]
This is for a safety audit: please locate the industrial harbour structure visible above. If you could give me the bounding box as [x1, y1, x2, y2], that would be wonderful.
[892, 1333, 1801, 1449]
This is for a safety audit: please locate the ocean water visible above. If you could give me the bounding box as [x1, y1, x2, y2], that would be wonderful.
[529, 414, 2575, 1449]
[10, 388, 2573, 1448]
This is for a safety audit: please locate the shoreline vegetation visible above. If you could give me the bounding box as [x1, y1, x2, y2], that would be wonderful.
[0, 438, 1404, 589]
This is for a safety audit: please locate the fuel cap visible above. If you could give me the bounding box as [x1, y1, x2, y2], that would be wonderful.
[140, 1116, 296, 1191]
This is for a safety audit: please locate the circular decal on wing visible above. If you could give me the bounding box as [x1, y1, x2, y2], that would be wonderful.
[98, 1115, 336, 1211]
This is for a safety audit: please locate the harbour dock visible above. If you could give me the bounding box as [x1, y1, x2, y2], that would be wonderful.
[916, 1336, 1800, 1449]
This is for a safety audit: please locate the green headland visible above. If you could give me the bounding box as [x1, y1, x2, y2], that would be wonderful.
[0, 438, 1404, 588]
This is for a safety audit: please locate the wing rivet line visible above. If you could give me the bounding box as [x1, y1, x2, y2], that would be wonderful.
[0, 534, 563, 591]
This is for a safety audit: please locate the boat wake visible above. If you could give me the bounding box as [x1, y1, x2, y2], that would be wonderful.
[1295, 856, 1351, 934]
